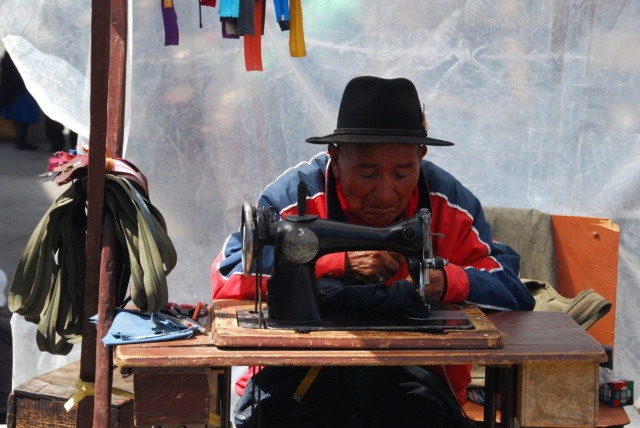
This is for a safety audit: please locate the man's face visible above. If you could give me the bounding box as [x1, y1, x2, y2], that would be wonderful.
[329, 143, 427, 227]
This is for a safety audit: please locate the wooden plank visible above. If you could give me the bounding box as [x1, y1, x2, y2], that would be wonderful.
[114, 310, 606, 368]
[517, 362, 599, 427]
[133, 367, 211, 426]
[462, 401, 501, 424]
[551, 215, 619, 348]
[597, 404, 631, 427]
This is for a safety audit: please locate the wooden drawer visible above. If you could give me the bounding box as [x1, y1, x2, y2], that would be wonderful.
[517, 362, 599, 427]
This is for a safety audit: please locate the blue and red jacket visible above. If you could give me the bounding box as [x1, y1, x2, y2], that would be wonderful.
[211, 151, 535, 404]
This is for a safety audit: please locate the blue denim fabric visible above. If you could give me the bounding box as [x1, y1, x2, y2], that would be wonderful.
[90, 308, 196, 346]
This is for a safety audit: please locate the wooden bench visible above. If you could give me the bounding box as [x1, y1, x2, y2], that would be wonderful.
[7, 361, 134, 428]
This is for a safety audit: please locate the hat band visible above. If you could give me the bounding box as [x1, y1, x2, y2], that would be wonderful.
[332, 128, 428, 138]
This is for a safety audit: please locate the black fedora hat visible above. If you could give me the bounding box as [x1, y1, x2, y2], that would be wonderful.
[306, 76, 453, 146]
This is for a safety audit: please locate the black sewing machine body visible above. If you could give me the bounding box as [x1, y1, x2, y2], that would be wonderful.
[268, 213, 425, 323]
[240, 198, 473, 332]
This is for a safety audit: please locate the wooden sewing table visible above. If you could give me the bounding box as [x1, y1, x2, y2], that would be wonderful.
[114, 301, 607, 428]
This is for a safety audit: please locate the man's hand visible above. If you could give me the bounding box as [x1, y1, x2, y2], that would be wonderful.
[344, 250, 447, 303]
[344, 251, 405, 284]
[403, 269, 447, 304]
[420, 269, 447, 304]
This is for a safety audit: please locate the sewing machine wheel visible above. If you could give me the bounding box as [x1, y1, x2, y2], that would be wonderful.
[241, 201, 256, 277]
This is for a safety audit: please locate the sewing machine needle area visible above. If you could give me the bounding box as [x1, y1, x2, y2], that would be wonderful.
[236, 184, 477, 335]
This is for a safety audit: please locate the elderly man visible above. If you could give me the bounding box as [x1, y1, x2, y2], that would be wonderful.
[211, 76, 535, 428]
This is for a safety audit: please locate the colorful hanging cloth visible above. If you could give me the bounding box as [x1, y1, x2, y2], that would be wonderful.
[220, 0, 240, 18]
[221, 18, 240, 39]
[199, 0, 217, 28]
[273, 0, 290, 30]
[244, 0, 265, 71]
[161, 0, 180, 46]
[238, 0, 255, 35]
[289, 0, 306, 57]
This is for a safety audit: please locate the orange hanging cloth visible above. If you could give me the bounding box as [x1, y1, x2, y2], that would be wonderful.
[289, 0, 306, 57]
[244, 0, 265, 71]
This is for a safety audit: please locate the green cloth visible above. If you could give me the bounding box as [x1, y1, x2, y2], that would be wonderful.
[483, 206, 557, 287]
[9, 175, 177, 355]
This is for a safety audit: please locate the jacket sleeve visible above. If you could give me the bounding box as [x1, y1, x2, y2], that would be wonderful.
[211, 152, 345, 301]
[211, 231, 271, 300]
[427, 164, 535, 311]
[436, 209, 535, 311]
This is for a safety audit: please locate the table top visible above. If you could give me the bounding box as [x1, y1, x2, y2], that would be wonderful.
[114, 302, 607, 369]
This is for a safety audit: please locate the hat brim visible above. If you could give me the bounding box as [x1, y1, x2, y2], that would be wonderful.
[305, 133, 454, 146]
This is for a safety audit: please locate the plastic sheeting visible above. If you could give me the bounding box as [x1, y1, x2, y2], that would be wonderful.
[1, 1, 639, 422]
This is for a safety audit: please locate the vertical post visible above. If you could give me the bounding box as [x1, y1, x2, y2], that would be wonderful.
[93, 212, 118, 426]
[76, 0, 111, 426]
[107, 0, 128, 157]
[92, 0, 128, 426]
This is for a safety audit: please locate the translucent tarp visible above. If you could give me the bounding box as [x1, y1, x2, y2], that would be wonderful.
[1, 1, 638, 421]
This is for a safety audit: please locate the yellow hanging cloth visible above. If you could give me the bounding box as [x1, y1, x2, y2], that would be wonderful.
[289, 0, 306, 57]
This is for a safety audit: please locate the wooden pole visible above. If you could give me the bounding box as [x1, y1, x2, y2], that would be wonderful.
[76, 0, 111, 426]
[93, 212, 118, 427]
[92, 0, 128, 426]
[107, 0, 128, 158]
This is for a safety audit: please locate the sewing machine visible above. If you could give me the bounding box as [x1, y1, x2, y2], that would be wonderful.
[239, 183, 473, 332]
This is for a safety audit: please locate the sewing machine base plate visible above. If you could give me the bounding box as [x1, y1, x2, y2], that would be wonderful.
[236, 304, 473, 333]
[212, 300, 503, 349]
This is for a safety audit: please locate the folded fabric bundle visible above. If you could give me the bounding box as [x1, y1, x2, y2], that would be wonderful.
[91, 308, 196, 346]
[10, 172, 176, 355]
[318, 278, 429, 319]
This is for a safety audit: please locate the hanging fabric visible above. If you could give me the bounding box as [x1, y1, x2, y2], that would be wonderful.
[220, 0, 240, 18]
[159, 0, 305, 69]
[244, 0, 265, 71]
[238, 0, 255, 35]
[289, 0, 306, 57]
[273, 0, 290, 30]
[199, 0, 216, 28]
[161, 0, 180, 46]
[222, 18, 240, 39]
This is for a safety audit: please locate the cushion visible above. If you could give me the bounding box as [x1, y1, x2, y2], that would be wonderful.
[483, 207, 557, 288]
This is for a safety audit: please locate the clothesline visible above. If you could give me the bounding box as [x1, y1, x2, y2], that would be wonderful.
[161, 0, 306, 71]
